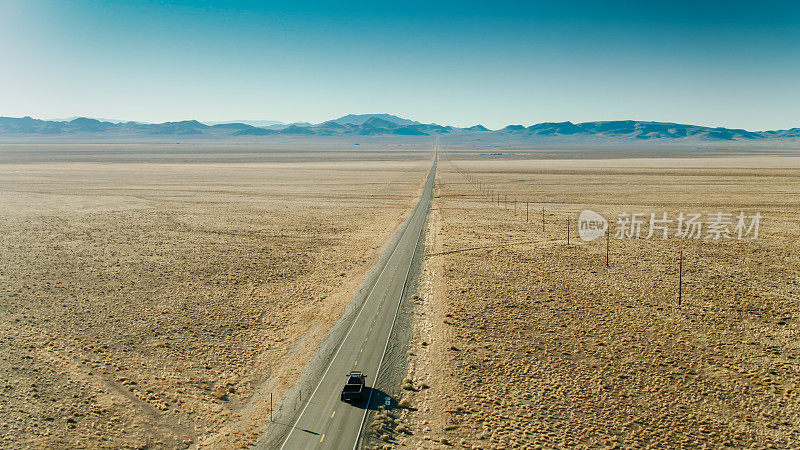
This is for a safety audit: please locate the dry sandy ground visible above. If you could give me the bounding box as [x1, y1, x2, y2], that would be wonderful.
[393, 154, 800, 448]
[0, 155, 429, 448]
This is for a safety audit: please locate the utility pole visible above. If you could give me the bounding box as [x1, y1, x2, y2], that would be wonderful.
[566, 217, 569, 245]
[678, 250, 683, 306]
[606, 229, 610, 267]
[542, 208, 545, 232]
[526, 201, 529, 222]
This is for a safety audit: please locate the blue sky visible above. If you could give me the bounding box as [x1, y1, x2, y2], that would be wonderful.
[1, 0, 798, 129]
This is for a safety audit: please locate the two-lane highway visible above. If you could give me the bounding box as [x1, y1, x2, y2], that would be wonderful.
[266, 144, 437, 449]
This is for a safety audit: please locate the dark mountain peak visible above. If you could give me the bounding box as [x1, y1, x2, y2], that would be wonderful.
[67, 117, 117, 132]
[526, 121, 585, 135]
[332, 113, 419, 126]
[580, 120, 638, 134]
[780, 128, 800, 137]
[361, 116, 399, 129]
[144, 120, 210, 135]
[467, 124, 489, 131]
[164, 120, 209, 128]
[502, 125, 525, 131]
[317, 120, 347, 129]
[279, 124, 313, 134]
[0, 116, 64, 134]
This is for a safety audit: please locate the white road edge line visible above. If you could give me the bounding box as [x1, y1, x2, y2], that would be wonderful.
[352, 158, 435, 450]
[279, 170, 427, 449]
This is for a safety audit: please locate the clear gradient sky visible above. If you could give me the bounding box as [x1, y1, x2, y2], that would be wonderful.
[1, 0, 799, 130]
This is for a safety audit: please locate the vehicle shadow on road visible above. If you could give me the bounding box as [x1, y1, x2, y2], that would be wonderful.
[350, 387, 398, 411]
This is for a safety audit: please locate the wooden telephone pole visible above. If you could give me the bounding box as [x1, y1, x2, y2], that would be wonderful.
[542, 208, 545, 232]
[678, 250, 683, 306]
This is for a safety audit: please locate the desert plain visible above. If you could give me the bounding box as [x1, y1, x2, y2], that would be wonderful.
[0, 143, 431, 448]
[2, 141, 800, 449]
[392, 152, 800, 448]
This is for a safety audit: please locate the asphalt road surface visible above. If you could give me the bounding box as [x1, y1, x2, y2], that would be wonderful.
[270, 145, 437, 449]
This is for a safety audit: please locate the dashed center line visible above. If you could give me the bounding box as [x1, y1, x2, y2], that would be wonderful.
[277, 154, 435, 450]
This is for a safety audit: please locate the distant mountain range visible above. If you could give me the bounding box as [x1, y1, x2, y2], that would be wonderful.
[1, 114, 798, 142]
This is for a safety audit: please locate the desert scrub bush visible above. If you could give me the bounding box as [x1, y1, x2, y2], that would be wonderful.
[211, 386, 228, 400]
[401, 377, 419, 391]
